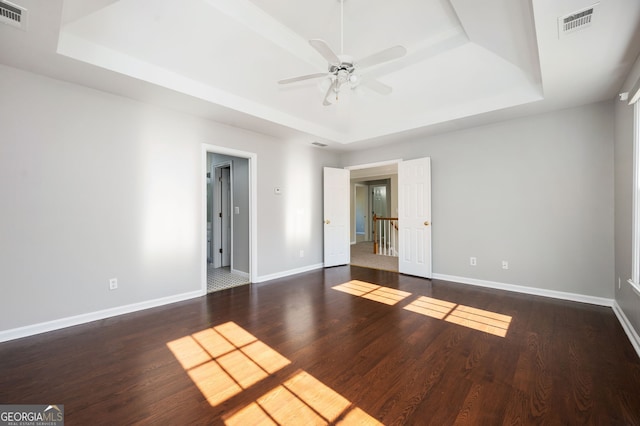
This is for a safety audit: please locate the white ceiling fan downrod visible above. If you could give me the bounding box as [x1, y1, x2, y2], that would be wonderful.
[340, 0, 344, 55]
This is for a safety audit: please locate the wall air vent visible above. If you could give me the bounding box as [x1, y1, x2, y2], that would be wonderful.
[559, 3, 598, 38]
[312, 142, 328, 147]
[0, 0, 26, 30]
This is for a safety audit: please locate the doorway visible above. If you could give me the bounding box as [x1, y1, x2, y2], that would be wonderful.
[326, 158, 432, 278]
[351, 176, 397, 271]
[204, 148, 255, 293]
[369, 181, 391, 241]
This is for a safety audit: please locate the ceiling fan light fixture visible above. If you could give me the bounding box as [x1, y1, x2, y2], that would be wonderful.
[337, 69, 350, 84]
[277, 0, 406, 105]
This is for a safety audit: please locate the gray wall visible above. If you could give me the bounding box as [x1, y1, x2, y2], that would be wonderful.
[0, 61, 626, 335]
[342, 102, 615, 298]
[0, 65, 339, 331]
[614, 55, 640, 335]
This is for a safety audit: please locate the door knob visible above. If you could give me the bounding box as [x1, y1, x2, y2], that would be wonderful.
[424, 221, 430, 226]
[325, 219, 330, 224]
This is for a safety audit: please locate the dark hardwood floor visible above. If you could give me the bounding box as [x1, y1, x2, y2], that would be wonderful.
[1, 266, 639, 425]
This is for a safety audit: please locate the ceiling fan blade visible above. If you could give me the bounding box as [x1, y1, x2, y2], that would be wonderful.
[309, 39, 340, 65]
[362, 78, 393, 95]
[323, 80, 338, 106]
[278, 73, 327, 85]
[357, 45, 407, 70]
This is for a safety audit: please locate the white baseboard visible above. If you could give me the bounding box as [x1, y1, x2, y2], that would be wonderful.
[0, 290, 202, 343]
[231, 269, 250, 279]
[255, 263, 324, 283]
[612, 301, 640, 359]
[5, 269, 634, 362]
[432, 273, 614, 307]
[433, 273, 639, 359]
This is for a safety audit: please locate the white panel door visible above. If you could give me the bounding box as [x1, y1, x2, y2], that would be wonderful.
[398, 157, 432, 278]
[323, 167, 350, 267]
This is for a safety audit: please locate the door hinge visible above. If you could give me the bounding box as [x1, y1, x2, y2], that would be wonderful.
[219, 248, 223, 253]
[219, 212, 222, 218]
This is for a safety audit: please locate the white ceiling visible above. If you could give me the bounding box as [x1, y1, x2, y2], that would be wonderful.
[1, 0, 640, 150]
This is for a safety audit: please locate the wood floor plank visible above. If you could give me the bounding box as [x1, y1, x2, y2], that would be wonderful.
[1, 265, 639, 425]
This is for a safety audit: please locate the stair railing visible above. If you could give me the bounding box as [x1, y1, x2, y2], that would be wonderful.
[373, 214, 399, 257]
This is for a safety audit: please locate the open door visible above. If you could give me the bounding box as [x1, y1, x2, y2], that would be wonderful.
[213, 163, 232, 268]
[220, 166, 231, 267]
[324, 167, 350, 267]
[398, 157, 432, 278]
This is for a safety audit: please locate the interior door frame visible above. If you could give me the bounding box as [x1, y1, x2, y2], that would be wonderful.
[345, 160, 402, 172]
[201, 144, 257, 295]
[346, 158, 432, 279]
[369, 181, 391, 240]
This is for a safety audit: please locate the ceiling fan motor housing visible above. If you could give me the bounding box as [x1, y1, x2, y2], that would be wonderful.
[330, 55, 356, 87]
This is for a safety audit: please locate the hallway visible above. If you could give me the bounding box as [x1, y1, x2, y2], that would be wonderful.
[350, 241, 398, 272]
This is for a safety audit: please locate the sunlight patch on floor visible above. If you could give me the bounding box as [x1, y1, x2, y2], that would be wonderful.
[225, 370, 382, 425]
[167, 322, 382, 425]
[331, 283, 512, 337]
[332, 280, 411, 306]
[404, 296, 512, 337]
[403, 295, 455, 319]
[167, 321, 290, 406]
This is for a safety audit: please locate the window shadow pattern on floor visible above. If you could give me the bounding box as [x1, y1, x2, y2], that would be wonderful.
[167, 321, 382, 425]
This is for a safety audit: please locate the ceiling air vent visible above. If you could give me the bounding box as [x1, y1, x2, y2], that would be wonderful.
[558, 3, 598, 38]
[0, 0, 27, 30]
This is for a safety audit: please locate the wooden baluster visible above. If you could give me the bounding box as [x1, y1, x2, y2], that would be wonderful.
[378, 219, 382, 254]
[391, 220, 395, 256]
[373, 214, 378, 254]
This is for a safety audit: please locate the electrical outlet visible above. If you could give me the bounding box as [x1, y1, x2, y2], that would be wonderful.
[299, 250, 304, 258]
[470, 257, 477, 266]
[502, 261, 509, 270]
[109, 278, 118, 290]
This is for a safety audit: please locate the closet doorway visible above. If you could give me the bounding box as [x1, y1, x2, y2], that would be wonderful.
[204, 148, 255, 293]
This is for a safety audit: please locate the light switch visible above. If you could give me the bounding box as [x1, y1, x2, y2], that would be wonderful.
[234, 206, 239, 215]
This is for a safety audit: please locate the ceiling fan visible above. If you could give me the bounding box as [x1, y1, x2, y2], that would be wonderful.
[277, 0, 407, 106]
